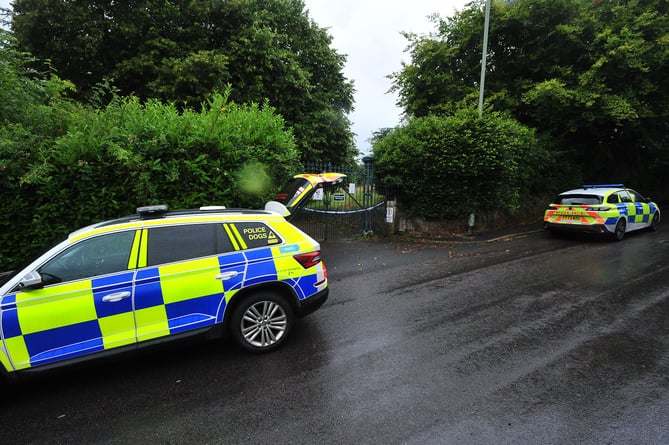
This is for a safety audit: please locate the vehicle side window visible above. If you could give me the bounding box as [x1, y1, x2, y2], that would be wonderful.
[232, 222, 282, 249]
[39, 231, 136, 285]
[146, 224, 234, 266]
[607, 194, 619, 204]
[627, 190, 644, 202]
[618, 191, 632, 203]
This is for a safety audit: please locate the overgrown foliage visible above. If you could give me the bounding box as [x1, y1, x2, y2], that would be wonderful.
[0, 32, 299, 269]
[389, 0, 669, 199]
[10, 0, 356, 164]
[1, 30, 78, 267]
[50, 90, 298, 211]
[374, 111, 543, 219]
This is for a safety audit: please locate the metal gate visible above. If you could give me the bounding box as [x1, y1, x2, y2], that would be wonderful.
[287, 158, 389, 240]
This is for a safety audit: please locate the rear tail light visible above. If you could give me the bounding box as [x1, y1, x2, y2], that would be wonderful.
[294, 251, 322, 269]
[586, 206, 611, 212]
[315, 263, 328, 287]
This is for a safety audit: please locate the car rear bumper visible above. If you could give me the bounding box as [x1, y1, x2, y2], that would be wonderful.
[296, 287, 329, 317]
[543, 221, 613, 235]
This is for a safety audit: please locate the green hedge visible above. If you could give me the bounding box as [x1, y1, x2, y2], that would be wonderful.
[0, 91, 299, 271]
[374, 110, 547, 219]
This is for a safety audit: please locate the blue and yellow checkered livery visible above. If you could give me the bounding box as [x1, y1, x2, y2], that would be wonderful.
[0, 210, 328, 372]
[543, 185, 661, 238]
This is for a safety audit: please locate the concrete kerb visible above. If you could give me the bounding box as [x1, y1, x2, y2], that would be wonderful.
[387, 224, 544, 245]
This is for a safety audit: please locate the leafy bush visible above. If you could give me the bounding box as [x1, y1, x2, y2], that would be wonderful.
[0, 30, 81, 270]
[1, 31, 298, 271]
[374, 110, 545, 219]
[0, 86, 299, 270]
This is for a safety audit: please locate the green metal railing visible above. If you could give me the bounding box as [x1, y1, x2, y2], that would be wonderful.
[289, 158, 388, 239]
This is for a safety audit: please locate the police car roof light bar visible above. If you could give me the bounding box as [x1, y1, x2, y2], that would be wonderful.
[582, 184, 624, 189]
[137, 204, 169, 219]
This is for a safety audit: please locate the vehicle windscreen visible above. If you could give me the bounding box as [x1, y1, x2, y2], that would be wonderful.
[0, 236, 67, 288]
[555, 194, 602, 205]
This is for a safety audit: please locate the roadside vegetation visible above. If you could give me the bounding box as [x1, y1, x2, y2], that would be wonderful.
[376, 0, 668, 219]
[374, 110, 544, 219]
[8, 0, 356, 165]
[0, 31, 298, 269]
[0, 0, 668, 267]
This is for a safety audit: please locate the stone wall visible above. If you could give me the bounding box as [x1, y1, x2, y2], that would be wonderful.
[394, 209, 542, 239]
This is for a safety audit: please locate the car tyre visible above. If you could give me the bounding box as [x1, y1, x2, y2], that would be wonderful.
[614, 218, 626, 241]
[230, 291, 294, 353]
[649, 212, 660, 232]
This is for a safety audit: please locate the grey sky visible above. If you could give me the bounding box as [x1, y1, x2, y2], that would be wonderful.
[304, 1, 467, 155]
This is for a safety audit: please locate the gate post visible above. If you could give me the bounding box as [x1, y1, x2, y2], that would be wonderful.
[362, 156, 374, 234]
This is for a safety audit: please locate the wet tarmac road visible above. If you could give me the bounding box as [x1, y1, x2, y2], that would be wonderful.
[2, 225, 669, 444]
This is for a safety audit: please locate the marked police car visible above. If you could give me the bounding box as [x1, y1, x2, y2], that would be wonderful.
[543, 184, 661, 240]
[0, 205, 328, 376]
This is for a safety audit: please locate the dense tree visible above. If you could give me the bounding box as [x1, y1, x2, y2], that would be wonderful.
[0, 29, 78, 189]
[390, 0, 669, 196]
[10, 0, 356, 163]
[0, 30, 301, 269]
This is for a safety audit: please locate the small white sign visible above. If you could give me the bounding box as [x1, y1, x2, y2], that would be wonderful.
[349, 183, 356, 194]
[386, 207, 394, 223]
[312, 188, 324, 200]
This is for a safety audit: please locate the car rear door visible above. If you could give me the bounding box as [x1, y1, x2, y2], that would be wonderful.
[133, 223, 234, 341]
[626, 189, 653, 230]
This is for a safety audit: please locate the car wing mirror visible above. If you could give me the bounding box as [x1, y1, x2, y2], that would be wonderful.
[18, 271, 44, 290]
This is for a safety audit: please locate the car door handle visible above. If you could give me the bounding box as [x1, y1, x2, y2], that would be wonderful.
[216, 271, 239, 280]
[102, 291, 131, 303]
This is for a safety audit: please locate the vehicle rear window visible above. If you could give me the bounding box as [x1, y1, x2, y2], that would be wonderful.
[555, 194, 602, 205]
[147, 224, 234, 266]
[273, 178, 310, 207]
